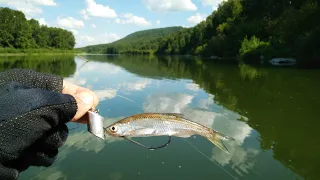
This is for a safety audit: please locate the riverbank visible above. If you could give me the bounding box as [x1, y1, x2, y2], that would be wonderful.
[0, 48, 85, 56]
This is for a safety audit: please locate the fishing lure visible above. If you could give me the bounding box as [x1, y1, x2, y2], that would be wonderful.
[87, 109, 172, 150]
[87, 110, 234, 154]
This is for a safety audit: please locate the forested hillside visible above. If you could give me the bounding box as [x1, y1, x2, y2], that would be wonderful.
[0, 7, 76, 52]
[81, 0, 319, 66]
[157, 0, 320, 65]
[79, 27, 183, 54]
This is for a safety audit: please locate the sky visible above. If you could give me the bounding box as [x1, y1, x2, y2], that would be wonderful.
[0, 0, 226, 48]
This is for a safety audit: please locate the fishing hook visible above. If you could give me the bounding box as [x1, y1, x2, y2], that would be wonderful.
[121, 136, 172, 150]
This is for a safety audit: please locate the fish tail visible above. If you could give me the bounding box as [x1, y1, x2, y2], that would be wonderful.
[207, 131, 235, 154]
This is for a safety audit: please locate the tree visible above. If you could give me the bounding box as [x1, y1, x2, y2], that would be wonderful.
[0, 7, 76, 50]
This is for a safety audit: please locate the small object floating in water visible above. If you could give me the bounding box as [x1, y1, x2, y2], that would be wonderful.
[105, 113, 235, 154]
[268, 58, 296, 66]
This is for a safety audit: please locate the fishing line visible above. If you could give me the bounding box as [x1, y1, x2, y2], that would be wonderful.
[76, 55, 90, 70]
[75, 55, 146, 113]
[68, 123, 79, 131]
[105, 91, 239, 179]
[66, 55, 90, 132]
[183, 139, 238, 180]
[122, 136, 172, 150]
[65, 55, 258, 179]
[105, 91, 146, 113]
[101, 87, 238, 179]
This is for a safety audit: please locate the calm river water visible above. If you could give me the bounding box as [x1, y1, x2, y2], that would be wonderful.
[1, 54, 319, 180]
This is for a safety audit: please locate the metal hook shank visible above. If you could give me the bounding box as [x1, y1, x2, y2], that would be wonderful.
[87, 110, 105, 140]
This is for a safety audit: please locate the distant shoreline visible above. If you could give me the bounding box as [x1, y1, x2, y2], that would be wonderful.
[0, 48, 85, 56]
[0, 53, 85, 56]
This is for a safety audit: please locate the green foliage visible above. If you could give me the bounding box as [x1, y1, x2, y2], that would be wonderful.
[155, 0, 320, 66]
[78, 0, 319, 66]
[0, 48, 82, 55]
[239, 36, 270, 63]
[239, 63, 267, 80]
[0, 7, 76, 51]
[0, 55, 76, 77]
[78, 27, 183, 54]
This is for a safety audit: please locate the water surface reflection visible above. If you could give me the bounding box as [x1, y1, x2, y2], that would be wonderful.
[1, 55, 317, 179]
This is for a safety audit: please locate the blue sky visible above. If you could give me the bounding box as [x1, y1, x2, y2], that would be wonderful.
[0, 0, 225, 47]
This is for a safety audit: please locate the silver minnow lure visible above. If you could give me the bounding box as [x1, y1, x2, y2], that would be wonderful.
[105, 113, 235, 154]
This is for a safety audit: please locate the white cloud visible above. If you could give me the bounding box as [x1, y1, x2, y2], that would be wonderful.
[28, 167, 66, 180]
[63, 129, 124, 153]
[104, 33, 121, 43]
[201, 0, 226, 10]
[80, 9, 89, 20]
[115, 13, 152, 26]
[64, 71, 87, 85]
[186, 83, 200, 92]
[7, 1, 42, 15]
[182, 24, 192, 28]
[120, 79, 152, 91]
[156, 20, 161, 25]
[70, 29, 79, 36]
[1, 0, 57, 16]
[198, 95, 215, 110]
[187, 13, 207, 25]
[91, 24, 97, 28]
[211, 146, 259, 176]
[75, 33, 121, 47]
[57, 17, 85, 29]
[76, 35, 95, 47]
[29, 0, 57, 6]
[142, 92, 257, 176]
[143, 93, 194, 113]
[94, 89, 118, 100]
[81, 0, 117, 19]
[37, 18, 47, 26]
[79, 35, 95, 43]
[143, 0, 197, 12]
[76, 61, 122, 75]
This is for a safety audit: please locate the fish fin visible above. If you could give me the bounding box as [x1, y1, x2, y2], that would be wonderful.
[207, 132, 235, 154]
[175, 133, 193, 138]
[161, 113, 185, 118]
[177, 134, 192, 138]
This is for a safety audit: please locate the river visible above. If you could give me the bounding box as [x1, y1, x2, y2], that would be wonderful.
[1, 54, 319, 180]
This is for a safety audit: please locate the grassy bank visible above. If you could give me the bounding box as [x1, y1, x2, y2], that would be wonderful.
[0, 48, 85, 56]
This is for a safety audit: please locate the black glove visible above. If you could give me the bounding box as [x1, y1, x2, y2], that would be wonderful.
[0, 69, 77, 180]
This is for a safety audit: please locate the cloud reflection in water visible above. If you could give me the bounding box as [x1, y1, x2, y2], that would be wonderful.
[94, 89, 118, 100]
[30, 167, 66, 180]
[62, 59, 259, 178]
[142, 92, 258, 177]
[119, 79, 152, 91]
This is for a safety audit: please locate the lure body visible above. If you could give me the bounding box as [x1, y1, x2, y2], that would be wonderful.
[105, 113, 234, 154]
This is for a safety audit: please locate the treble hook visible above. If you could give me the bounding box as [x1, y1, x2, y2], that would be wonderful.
[121, 136, 172, 150]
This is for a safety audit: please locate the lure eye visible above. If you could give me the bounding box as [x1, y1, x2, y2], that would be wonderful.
[110, 126, 117, 132]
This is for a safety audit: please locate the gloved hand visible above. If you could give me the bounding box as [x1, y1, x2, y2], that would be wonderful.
[0, 69, 98, 180]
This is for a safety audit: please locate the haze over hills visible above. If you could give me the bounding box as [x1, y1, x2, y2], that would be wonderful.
[78, 26, 183, 54]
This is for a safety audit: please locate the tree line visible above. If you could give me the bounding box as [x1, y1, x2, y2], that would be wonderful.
[81, 0, 320, 66]
[81, 27, 182, 54]
[0, 7, 76, 51]
[156, 0, 320, 66]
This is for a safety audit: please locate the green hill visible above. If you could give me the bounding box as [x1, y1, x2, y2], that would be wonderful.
[79, 26, 183, 54]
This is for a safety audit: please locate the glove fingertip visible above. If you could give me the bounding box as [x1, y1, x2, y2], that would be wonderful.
[0, 164, 19, 180]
